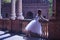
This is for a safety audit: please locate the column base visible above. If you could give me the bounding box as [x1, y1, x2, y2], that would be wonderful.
[10, 14, 16, 20]
[0, 16, 2, 19]
[17, 15, 24, 20]
[10, 17, 16, 20]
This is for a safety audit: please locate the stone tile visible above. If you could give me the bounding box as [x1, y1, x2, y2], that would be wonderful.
[4, 35, 25, 40]
[0, 31, 5, 35]
[0, 34, 11, 39]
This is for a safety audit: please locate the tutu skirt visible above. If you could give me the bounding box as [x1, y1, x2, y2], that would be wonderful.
[25, 20, 42, 35]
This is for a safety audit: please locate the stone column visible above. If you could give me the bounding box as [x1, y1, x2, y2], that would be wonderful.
[52, 0, 56, 19]
[17, 0, 24, 20]
[10, 0, 16, 20]
[0, 0, 2, 19]
[53, 0, 56, 15]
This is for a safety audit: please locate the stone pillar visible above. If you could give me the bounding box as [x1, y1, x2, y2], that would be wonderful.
[17, 0, 24, 20]
[0, 0, 2, 19]
[10, 0, 16, 20]
[53, 0, 56, 17]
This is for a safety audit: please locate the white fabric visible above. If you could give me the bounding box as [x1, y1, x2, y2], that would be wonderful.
[25, 20, 42, 35]
[25, 15, 43, 35]
[25, 15, 48, 35]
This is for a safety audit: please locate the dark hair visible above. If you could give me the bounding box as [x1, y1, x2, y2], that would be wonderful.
[38, 10, 41, 13]
[38, 10, 41, 16]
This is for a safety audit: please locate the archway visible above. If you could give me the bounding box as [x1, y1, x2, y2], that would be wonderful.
[25, 11, 33, 19]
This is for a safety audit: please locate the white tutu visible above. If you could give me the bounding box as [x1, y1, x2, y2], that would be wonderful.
[25, 19, 42, 35]
[25, 15, 49, 35]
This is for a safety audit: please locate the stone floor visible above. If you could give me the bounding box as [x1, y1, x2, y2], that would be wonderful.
[0, 31, 48, 40]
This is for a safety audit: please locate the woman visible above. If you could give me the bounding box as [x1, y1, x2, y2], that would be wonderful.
[24, 10, 49, 38]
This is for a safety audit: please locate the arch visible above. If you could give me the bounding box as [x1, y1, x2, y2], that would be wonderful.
[25, 11, 33, 19]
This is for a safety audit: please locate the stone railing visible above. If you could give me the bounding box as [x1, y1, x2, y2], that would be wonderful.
[0, 19, 49, 37]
